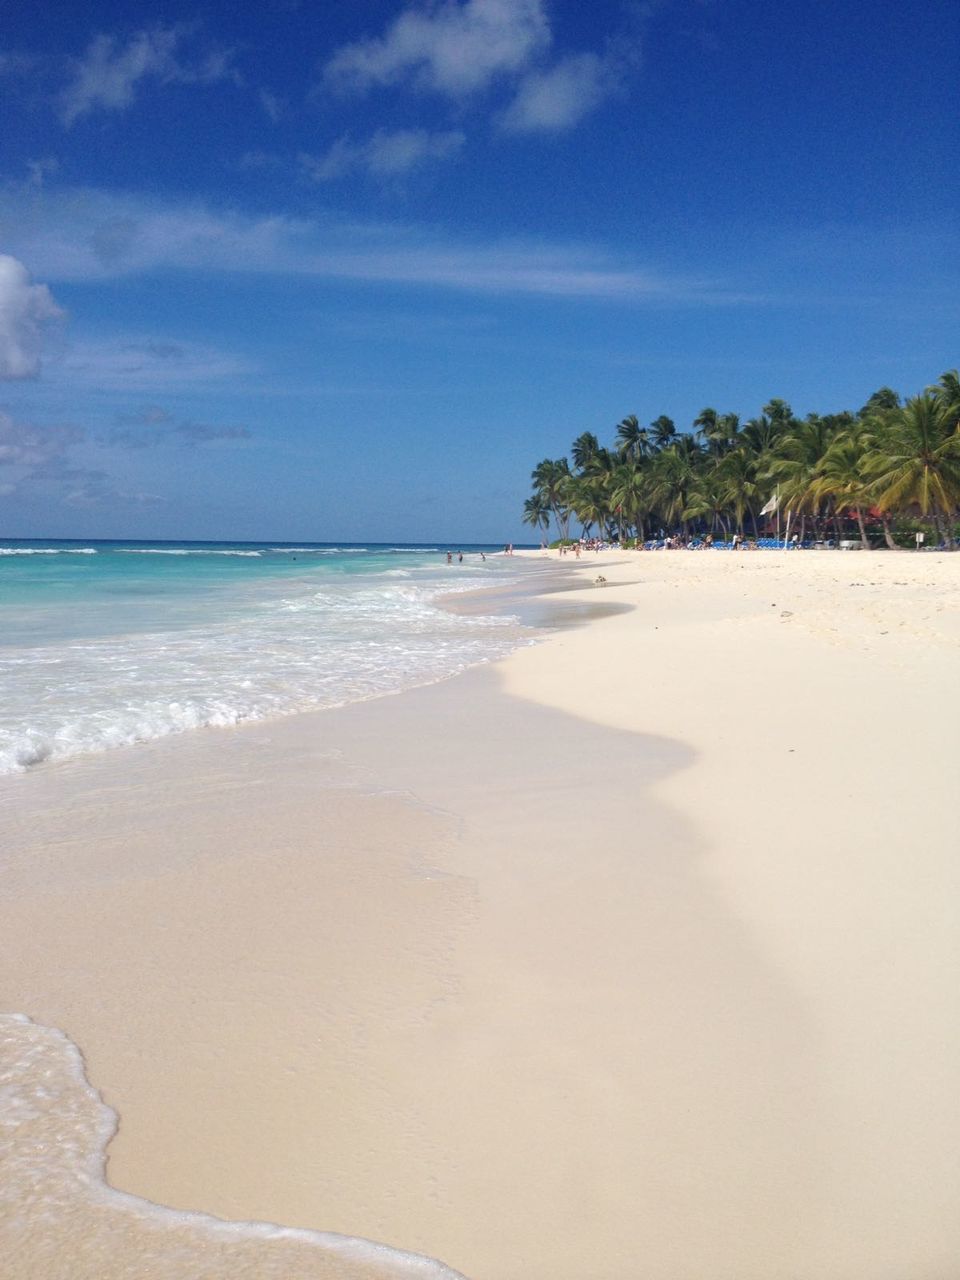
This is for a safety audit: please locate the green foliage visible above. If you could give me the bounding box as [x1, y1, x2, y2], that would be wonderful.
[522, 370, 960, 548]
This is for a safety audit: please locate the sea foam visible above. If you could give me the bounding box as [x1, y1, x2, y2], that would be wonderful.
[119, 548, 263, 556]
[0, 547, 98, 555]
[0, 1013, 467, 1279]
[0, 549, 529, 774]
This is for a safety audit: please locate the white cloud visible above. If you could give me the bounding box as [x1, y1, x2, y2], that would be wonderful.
[0, 412, 166, 512]
[234, 150, 284, 172]
[301, 128, 466, 181]
[501, 26, 643, 133]
[323, 0, 550, 96]
[60, 26, 237, 125]
[26, 157, 60, 189]
[0, 409, 164, 512]
[1, 186, 733, 304]
[258, 88, 284, 122]
[0, 410, 82, 467]
[116, 406, 173, 426]
[22, 460, 164, 509]
[54, 337, 254, 392]
[501, 52, 611, 132]
[107, 408, 251, 448]
[0, 254, 64, 380]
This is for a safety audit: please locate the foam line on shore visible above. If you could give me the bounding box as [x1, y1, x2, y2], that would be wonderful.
[1, 1013, 466, 1279]
[3, 547, 959, 1279]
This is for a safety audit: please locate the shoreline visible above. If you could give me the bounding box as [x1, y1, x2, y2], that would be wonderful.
[3, 551, 959, 1278]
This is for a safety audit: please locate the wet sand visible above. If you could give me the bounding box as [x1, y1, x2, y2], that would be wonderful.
[2, 549, 959, 1278]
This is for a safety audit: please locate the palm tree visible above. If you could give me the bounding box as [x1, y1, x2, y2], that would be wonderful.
[763, 413, 839, 543]
[615, 415, 652, 461]
[694, 407, 738, 457]
[571, 431, 602, 472]
[865, 394, 960, 548]
[673, 433, 704, 464]
[522, 494, 552, 544]
[564, 473, 609, 539]
[522, 368, 960, 548]
[648, 442, 698, 534]
[741, 413, 781, 457]
[741, 413, 792, 531]
[859, 386, 901, 418]
[855, 410, 901, 548]
[530, 457, 572, 541]
[812, 429, 874, 549]
[609, 462, 650, 542]
[650, 415, 677, 451]
[683, 469, 731, 538]
[693, 406, 719, 437]
[762, 398, 796, 431]
[929, 370, 960, 430]
[581, 443, 617, 481]
[719, 413, 741, 448]
[717, 446, 761, 536]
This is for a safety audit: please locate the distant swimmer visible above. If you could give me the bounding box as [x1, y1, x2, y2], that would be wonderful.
[446, 551, 453, 564]
[480, 551, 486, 561]
[458, 551, 463, 563]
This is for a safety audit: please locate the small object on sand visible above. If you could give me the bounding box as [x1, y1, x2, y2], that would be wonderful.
[595, 575, 607, 586]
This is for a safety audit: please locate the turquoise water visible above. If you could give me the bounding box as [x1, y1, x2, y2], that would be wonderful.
[0, 540, 533, 773]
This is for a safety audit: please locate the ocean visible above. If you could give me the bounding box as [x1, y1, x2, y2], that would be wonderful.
[0, 539, 535, 775]
[1, 537, 538, 1278]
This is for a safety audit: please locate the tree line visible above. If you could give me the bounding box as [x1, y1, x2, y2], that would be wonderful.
[523, 370, 960, 549]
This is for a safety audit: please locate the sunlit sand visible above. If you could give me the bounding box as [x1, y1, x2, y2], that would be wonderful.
[2, 550, 959, 1278]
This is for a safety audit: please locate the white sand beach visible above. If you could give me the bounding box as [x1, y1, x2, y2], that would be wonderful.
[2, 549, 959, 1279]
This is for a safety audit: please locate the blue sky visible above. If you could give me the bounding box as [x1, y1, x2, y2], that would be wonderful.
[0, 0, 956, 541]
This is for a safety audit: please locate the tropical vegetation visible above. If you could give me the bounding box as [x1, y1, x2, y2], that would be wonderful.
[523, 371, 960, 550]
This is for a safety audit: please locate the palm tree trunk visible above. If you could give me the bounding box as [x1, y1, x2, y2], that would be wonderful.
[880, 514, 897, 550]
[855, 507, 870, 549]
[934, 511, 956, 550]
[944, 511, 957, 550]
